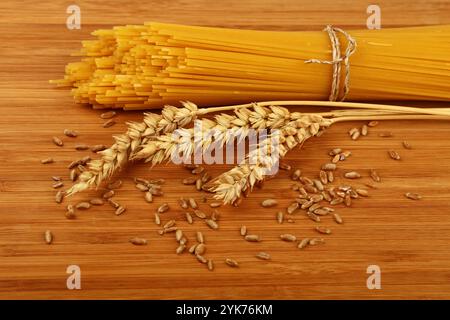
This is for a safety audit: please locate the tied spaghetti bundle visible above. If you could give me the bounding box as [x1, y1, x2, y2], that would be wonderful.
[52, 22, 450, 109]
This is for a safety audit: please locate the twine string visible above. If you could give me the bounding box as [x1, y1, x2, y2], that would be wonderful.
[305, 25, 357, 101]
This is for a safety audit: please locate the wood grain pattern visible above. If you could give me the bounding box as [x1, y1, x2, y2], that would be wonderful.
[0, 0, 450, 300]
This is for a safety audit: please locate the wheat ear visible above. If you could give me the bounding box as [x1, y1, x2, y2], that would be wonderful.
[66, 101, 199, 195]
[209, 114, 332, 204]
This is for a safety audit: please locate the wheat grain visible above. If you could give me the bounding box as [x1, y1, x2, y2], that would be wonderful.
[205, 219, 219, 230]
[176, 244, 186, 254]
[322, 163, 337, 171]
[90, 198, 104, 205]
[333, 213, 343, 224]
[185, 212, 193, 224]
[52, 181, 63, 189]
[100, 111, 116, 119]
[256, 252, 271, 260]
[179, 198, 189, 209]
[75, 144, 89, 151]
[52, 136, 63, 147]
[65, 204, 76, 219]
[379, 132, 393, 137]
[102, 190, 115, 199]
[129, 237, 148, 245]
[209, 202, 222, 208]
[55, 190, 64, 204]
[315, 226, 332, 234]
[225, 258, 239, 268]
[297, 238, 310, 249]
[261, 199, 278, 208]
[103, 119, 116, 128]
[245, 234, 261, 242]
[280, 162, 292, 170]
[44, 230, 53, 244]
[76, 202, 90, 210]
[280, 234, 297, 242]
[196, 255, 208, 264]
[41, 158, 54, 164]
[287, 202, 299, 214]
[356, 189, 369, 197]
[64, 129, 78, 137]
[194, 243, 206, 255]
[309, 238, 325, 245]
[115, 206, 126, 215]
[291, 169, 301, 181]
[157, 203, 169, 213]
[344, 171, 361, 179]
[189, 244, 198, 254]
[108, 199, 120, 209]
[369, 169, 381, 182]
[405, 192, 422, 200]
[188, 198, 198, 209]
[175, 229, 183, 242]
[403, 141, 412, 149]
[91, 144, 107, 153]
[388, 150, 401, 160]
[194, 209, 206, 219]
[211, 209, 220, 221]
[154, 213, 161, 226]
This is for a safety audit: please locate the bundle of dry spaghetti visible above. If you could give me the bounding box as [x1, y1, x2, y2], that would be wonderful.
[51, 22, 450, 109]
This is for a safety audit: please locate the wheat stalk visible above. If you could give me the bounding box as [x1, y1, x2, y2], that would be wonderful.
[66, 100, 450, 196]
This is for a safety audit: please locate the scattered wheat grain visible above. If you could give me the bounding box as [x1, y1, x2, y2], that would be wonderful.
[280, 234, 296, 242]
[245, 234, 261, 242]
[100, 111, 116, 119]
[405, 192, 422, 200]
[44, 230, 53, 244]
[345, 171, 361, 179]
[103, 119, 116, 128]
[55, 190, 64, 204]
[388, 150, 401, 160]
[129, 237, 148, 245]
[115, 206, 126, 215]
[205, 219, 219, 230]
[297, 238, 310, 249]
[261, 199, 278, 207]
[225, 258, 239, 268]
[52, 136, 63, 146]
[256, 252, 271, 260]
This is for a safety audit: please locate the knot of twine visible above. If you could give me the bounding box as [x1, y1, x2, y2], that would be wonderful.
[305, 25, 357, 102]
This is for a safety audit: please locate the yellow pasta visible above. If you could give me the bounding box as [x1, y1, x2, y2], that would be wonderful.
[51, 22, 450, 110]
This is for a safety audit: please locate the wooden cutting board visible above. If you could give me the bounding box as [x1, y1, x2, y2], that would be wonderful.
[0, 0, 449, 299]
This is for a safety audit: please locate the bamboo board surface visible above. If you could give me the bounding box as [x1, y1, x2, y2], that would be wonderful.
[0, 0, 450, 300]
